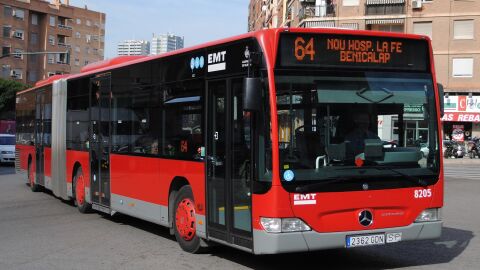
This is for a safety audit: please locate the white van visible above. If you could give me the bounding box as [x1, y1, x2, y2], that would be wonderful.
[0, 134, 15, 164]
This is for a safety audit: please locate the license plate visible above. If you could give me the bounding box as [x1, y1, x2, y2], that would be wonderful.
[346, 234, 385, 248]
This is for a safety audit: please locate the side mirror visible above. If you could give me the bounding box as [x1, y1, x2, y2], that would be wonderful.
[243, 77, 262, 111]
[437, 83, 444, 117]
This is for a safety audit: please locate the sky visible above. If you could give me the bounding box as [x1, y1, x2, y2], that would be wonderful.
[68, 0, 249, 58]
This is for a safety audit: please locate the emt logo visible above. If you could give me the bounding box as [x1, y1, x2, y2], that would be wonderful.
[293, 193, 317, 205]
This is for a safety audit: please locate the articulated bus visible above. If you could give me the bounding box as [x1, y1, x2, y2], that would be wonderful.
[15, 28, 444, 254]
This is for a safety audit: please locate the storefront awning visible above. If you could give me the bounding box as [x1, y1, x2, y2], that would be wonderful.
[366, 0, 405, 5]
[365, 18, 405, 25]
[303, 20, 336, 28]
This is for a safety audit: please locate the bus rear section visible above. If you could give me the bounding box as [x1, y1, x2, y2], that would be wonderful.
[250, 30, 443, 254]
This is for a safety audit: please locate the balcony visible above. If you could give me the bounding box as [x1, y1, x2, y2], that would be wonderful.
[300, 4, 336, 20]
[365, 0, 405, 16]
[58, 24, 73, 30]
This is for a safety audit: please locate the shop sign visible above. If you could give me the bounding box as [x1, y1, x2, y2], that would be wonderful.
[444, 96, 480, 113]
[451, 124, 465, 142]
[441, 112, 480, 123]
[404, 105, 423, 114]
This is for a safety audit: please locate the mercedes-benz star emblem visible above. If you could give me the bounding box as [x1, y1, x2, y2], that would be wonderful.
[359, 210, 373, 227]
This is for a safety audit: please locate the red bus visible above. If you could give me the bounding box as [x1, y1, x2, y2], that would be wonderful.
[15, 28, 444, 254]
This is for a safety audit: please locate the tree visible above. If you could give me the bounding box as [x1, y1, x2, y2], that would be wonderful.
[0, 78, 29, 120]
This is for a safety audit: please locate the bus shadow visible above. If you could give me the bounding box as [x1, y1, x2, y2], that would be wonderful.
[211, 226, 473, 269]
[101, 212, 177, 242]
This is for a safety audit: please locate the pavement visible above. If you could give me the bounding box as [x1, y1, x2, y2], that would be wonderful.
[0, 163, 479, 270]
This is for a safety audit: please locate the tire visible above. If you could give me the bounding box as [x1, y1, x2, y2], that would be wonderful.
[28, 160, 40, 192]
[173, 185, 204, 253]
[73, 167, 91, 213]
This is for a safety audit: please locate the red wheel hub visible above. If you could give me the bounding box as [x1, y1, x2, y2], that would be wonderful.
[76, 174, 85, 206]
[175, 198, 196, 241]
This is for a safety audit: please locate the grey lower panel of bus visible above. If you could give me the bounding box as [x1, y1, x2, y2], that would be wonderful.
[253, 221, 442, 255]
[51, 79, 68, 200]
[110, 193, 207, 238]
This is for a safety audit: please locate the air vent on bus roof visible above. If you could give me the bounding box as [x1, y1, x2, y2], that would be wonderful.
[34, 74, 69, 87]
[80, 56, 147, 73]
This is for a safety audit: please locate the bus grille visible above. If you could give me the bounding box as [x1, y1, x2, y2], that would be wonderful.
[15, 148, 21, 172]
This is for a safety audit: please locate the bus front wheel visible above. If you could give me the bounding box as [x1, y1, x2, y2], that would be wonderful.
[173, 185, 204, 253]
[73, 168, 91, 213]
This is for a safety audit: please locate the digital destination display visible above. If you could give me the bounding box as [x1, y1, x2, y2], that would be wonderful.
[277, 33, 429, 71]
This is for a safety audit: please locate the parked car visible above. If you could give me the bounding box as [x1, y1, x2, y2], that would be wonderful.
[0, 134, 15, 165]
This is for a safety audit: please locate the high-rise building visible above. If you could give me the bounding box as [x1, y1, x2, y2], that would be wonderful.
[249, 0, 480, 140]
[117, 40, 150, 56]
[151, 33, 184, 55]
[0, 0, 106, 84]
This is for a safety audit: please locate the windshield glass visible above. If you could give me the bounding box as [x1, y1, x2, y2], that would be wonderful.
[275, 71, 439, 191]
[0, 136, 15, 145]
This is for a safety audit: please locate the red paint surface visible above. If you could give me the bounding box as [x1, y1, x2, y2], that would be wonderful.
[16, 144, 35, 171]
[175, 198, 197, 241]
[110, 154, 206, 215]
[43, 147, 51, 178]
[66, 150, 90, 187]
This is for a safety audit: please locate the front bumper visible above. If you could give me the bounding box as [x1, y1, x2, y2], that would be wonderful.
[0, 154, 15, 163]
[253, 221, 442, 254]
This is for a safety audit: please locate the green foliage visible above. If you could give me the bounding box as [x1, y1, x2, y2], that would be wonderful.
[0, 78, 29, 116]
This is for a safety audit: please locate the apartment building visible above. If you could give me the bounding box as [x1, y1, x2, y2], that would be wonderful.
[0, 0, 105, 84]
[249, 0, 480, 140]
[151, 33, 184, 55]
[117, 40, 150, 56]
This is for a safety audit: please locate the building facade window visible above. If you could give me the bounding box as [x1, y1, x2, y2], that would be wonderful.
[13, 29, 24, 39]
[2, 25, 11, 38]
[50, 16, 56, 27]
[452, 58, 474, 77]
[343, 0, 359, 6]
[48, 54, 55, 64]
[28, 71, 37, 82]
[13, 48, 23, 59]
[31, 13, 38, 25]
[4, 6, 12, 17]
[76, 18, 81, 24]
[454, 20, 474, 39]
[2, 46, 10, 56]
[86, 20, 91, 26]
[30, 32, 38, 45]
[413, 21, 433, 39]
[13, 9, 24, 20]
[48, 35, 55, 45]
[1, 65, 11, 78]
[75, 46, 80, 52]
[86, 34, 91, 43]
[74, 58, 80, 66]
[75, 32, 81, 38]
[12, 69, 23, 79]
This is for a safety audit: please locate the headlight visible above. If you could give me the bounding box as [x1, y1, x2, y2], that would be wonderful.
[415, 208, 441, 222]
[260, 217, 311, 233]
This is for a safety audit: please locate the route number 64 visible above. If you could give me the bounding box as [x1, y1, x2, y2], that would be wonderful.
[414, 189, 432, 199]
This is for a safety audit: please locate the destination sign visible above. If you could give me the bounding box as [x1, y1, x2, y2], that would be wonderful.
[277, 33, 429, 71]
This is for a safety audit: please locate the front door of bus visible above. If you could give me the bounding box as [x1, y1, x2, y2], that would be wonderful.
[89, 75, 111, 207]
[34, 91, 46, 186]
[207, 79, 253, 249]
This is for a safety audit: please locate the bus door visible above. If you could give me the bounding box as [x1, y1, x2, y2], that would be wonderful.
[34, 90, 46, 186]
[206, 78, 253, 249]
[89, 75, 112, 208]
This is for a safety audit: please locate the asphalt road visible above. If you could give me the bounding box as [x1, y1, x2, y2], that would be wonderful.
[0, 163, 479, 270]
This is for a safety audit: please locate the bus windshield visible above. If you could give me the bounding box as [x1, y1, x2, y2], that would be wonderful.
[275, 71, 440, 190]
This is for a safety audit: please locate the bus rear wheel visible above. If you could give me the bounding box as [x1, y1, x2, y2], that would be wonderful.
[173, 185, 203, 253]
[28, 161, 40, 192]
[73, 168, 91, 213]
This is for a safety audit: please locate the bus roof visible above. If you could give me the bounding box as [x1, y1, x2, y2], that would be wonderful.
[17, 28, 431, 95]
